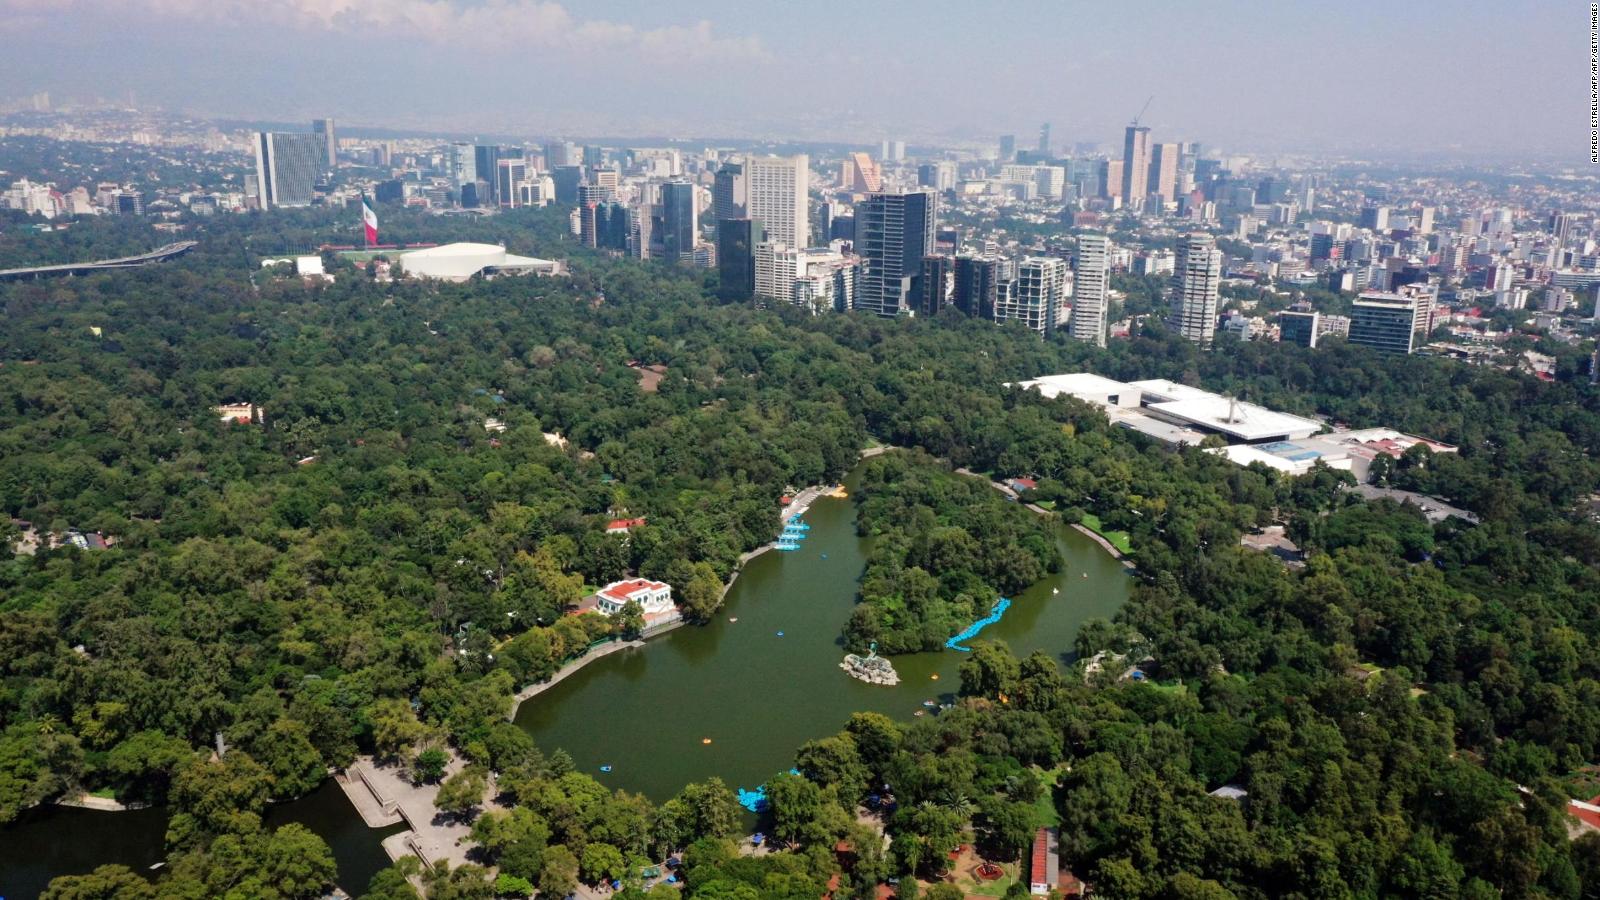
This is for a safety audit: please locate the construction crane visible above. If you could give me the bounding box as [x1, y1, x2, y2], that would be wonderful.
[1131, 95, 1154, 127]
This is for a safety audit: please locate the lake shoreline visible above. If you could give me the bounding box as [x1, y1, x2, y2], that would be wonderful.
[1069, 523, 1136, 569]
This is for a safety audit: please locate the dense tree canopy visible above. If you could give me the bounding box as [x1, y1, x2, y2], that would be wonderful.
[2, 197, 1598, 898]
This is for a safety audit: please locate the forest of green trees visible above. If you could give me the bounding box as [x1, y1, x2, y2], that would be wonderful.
[4, 201, 1600, 899]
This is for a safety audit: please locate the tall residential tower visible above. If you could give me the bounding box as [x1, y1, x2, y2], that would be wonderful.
[1171, 233, 1222, 347]
[746, 154, 809, 249]
[1122, 125, 1152, 205]
[1069, 233, 1111, 347]
[855, 190, 936, 317]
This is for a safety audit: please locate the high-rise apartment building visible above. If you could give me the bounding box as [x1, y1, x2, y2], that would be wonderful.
[660, 180, 698, 264]
[1348, 288, 1434, 353]
[1069, 233, 1111, 346]
[746, 155, 809, 249]
[754, 241, 799, 302]
[1147, 143, 1179, 204]
[920, 255, 955, 315]
[995, 256, 1067, 335]
[1171, 233, 1222, 346]
[855, 190, 936, 317]
[252, 131, 321, 209]
[1100, 160, 1124, 200]
[312, 118, 337, 168]
[954, 255, 1002, 320]
[1122, 126, 1151, 205]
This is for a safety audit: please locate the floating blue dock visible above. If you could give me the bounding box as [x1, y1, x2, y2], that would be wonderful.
[945, 598, 1012, 652]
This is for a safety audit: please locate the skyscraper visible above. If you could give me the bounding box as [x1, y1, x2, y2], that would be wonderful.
[1069, 233, 1111, 347]
[496, 159, 528, 209]
[717, 218, 763, 301]
[713, 163, 746, 223]
[1037, 122, 1051, 155]
[312, 118, 337, 168]
[252, 132, 320, 209]
[474, 145, 503, 203]
[746, 154, 809, 249]
[999, 134, 1016, 162]
[855, 190, 936, 317]
[1170, 234, 1222, 346]
[552, 166, 584, 205]
[1122, 126, 1151, 205]
[1360, 205, 1391, 231]
[660, 180, 698, 264]
[448, 142, 478, 196]
[1147, 143, 1179, 205]
[842, 153, 883, 192]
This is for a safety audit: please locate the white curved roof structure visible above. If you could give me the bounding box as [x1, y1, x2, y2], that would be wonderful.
[397, 242, 561, 281]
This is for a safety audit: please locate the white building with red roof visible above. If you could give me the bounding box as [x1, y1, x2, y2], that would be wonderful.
[595, 579, 674, 617]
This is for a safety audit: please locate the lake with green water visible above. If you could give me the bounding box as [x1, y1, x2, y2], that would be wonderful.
[0, 466, 1130, 897]
[514, 471, 1131, 801]
[0, 779, 404, 900]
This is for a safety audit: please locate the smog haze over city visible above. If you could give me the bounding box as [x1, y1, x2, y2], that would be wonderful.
[0, 0, 1590, 159]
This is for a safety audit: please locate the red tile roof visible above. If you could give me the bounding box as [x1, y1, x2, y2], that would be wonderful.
[600, 579, 667, 603]
[606, 517, 647, 531]
[1030, 828, 1051, 886]
[1571, 800, 1600, 831]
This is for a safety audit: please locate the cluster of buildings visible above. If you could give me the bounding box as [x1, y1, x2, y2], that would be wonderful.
[2, 178, 149, 218]
[6, 105, 1599, 374]
[1012, 372, 1456, 480]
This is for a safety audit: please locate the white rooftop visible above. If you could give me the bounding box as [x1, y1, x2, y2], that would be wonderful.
[1011, 369, 1139, 400]
[1127, 379, 1217, 402]
[1147, 396, 1322, 441]
[398, 242, 558, 280]
[1129, 379, 1322, 441]
[1012, 373, 1137, 401]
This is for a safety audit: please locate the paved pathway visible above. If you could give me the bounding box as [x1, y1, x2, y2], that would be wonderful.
[348, 754, 492, 871]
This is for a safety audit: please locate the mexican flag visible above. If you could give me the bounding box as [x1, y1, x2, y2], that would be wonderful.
[361, 194, 378, 245]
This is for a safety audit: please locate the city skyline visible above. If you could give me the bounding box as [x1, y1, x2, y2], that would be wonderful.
[0, 0, 1587, 160]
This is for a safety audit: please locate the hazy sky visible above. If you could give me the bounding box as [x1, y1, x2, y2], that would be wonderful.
[0, 0, 1588, 159]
